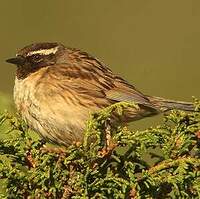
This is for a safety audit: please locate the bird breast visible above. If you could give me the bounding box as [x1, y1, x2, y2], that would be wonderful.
[13, 68, 88, 146]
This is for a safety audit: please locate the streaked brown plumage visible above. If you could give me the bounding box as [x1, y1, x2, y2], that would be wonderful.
[6, 42, 194, 146]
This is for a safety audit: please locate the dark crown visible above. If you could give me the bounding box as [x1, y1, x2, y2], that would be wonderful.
[18, 42, 65, 57]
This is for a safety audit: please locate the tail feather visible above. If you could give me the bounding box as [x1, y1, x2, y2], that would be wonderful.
[147, 96, 194, 112]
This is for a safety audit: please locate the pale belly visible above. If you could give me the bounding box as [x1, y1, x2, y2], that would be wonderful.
[14, 74, 90, 146]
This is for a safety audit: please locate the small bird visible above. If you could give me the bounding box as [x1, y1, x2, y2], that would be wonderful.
[6, 42, 194, 146]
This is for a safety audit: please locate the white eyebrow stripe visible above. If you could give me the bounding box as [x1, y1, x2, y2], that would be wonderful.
[27, 46, 59, 56]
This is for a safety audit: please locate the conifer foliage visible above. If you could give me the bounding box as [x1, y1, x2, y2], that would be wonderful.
[0, 100, 200, 198]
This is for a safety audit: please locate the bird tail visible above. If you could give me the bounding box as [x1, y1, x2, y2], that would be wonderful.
[147, 96, 194, 112]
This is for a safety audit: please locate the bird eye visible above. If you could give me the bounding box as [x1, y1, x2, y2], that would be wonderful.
[33, 54, 42, 62]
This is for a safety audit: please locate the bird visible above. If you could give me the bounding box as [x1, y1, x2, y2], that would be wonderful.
[6, 42, 194, 146]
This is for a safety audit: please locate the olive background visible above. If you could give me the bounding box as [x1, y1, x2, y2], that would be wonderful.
[0, 0, 200, 128]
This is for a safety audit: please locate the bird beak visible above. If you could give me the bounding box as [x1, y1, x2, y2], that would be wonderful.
[6, 56, 25, 65]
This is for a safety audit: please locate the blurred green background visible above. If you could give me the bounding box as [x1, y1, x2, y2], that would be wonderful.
[0, 0, 199, 127]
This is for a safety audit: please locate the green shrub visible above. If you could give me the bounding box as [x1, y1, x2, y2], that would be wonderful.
[0, 100, 200, 198]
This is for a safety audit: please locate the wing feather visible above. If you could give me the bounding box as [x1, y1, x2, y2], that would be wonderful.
[41, 60, 155, 109]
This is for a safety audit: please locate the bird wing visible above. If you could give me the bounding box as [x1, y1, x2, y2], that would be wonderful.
[106, 88, 150, 104]
[105, 76, 155, 108]
[42, 61, 155, 109]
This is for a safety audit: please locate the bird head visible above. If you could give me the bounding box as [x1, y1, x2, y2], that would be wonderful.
[6, 42, 66, 79]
